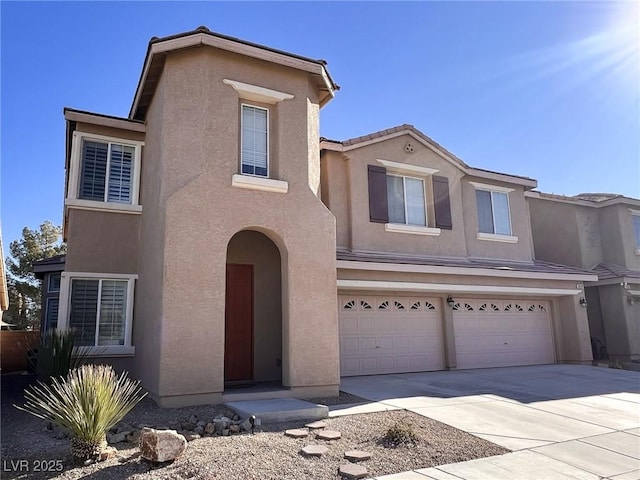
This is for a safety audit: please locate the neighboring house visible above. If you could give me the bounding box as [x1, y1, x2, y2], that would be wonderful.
[528, 192, 640, 361]
[54, 26, 595, 407]
[33, 254, 66, 335]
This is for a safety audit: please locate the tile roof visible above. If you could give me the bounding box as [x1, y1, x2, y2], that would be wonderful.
[337, 249, 593, 276]
[592, 263, 640, 280]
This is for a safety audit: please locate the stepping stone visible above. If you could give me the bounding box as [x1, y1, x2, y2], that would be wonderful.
[305, 420, 327, 430]
[285, 429, 308, 438]
[316, 429, 341, 440]
[344, 450, 371, 462]
[300, 444, 329, 457]
[339, 463, 368, 479]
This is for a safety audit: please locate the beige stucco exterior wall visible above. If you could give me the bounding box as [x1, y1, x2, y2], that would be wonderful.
[136, 47, 339, 405]
[600, 205, 640, 269]
[129, 67, 168, 399]
[341, 135, 469, 257]
[529, 197, 584, 267]
[320, 151, 351, 249]
[325, 135, 534, 262]
[227, 230, 282, 382]
[598, 284, 640, 358]
[65, 210, 139, 273]
[554, 295, 593, 363]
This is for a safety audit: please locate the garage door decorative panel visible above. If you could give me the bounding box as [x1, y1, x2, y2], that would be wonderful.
[339, 295, 445, 376]
[453, 299, 554, 370]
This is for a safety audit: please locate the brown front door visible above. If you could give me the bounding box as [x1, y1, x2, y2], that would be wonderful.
[224, 264, 254, 383]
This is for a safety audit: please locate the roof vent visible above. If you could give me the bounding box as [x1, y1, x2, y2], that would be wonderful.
[195, 25, 210, 32]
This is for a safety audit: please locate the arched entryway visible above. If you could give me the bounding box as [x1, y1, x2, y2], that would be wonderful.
[225, 230, 282, 387]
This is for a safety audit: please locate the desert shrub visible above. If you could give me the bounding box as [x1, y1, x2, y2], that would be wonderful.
[15, 364, 146, 462]
[382, 417, 419, 447]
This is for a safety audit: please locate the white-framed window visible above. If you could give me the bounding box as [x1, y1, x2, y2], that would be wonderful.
[57, 272, 136, 355]
[386, 174, 427, 227]
[241, 104, 269, 177]
[66, 132, 143, 213]
[469, 182, 514, 236]
[632, 213, 640, 252]
[48, 272, 61, 293]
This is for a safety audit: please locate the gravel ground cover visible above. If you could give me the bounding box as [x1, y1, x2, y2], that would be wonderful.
[2, 374, 508, 480]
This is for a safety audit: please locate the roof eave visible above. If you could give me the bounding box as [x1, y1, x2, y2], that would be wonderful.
[130, 31, 338, 120]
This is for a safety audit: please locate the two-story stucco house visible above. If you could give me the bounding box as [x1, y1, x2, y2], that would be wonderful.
[54, 27, 595, 407]
[528, 192, 640, 361]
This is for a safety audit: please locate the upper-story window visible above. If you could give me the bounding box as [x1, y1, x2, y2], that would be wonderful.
[368, 160, 451, 236]
[387, 174, 427, 226]
[631, 212, 640, 252]
[67, 132, 143, 213]
[477, 189, 511, 235]
[470, 181, 518, 243]
[241, 104, 269, 177]
[80, 140, 134, 203]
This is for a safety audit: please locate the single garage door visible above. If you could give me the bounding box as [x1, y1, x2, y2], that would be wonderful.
[453, 299, 554, 369]
[339, 295, 445, 376]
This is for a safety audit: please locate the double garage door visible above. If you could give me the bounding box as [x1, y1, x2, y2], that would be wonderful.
[339, 295, 554, 376]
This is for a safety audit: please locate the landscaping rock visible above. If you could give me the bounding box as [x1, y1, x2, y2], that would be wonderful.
[99, 446, 117, 462]
[139, 428, 187, 463]
[305, 420, 327, 430]
[222, 429, 230, 436]
[115, 423, 134, 434]
[232, 414, 240, 421]
[194, 426, 205, 436]
[239, 419, 252, 432]
[107, 431, 128, 444]
[196, 420, 206, 428]
[181, 421, 196, 431]
[339, 463, 368, 479]
[301, 445, 328, 457]
[344, 450, 371, 462]
[188, 415, 198, 425]
[205, 422, 216, 435]
[316, 430, 341, 440]
[229, 424, 240, 434]
[126, 430, 141, 444]
[285, 429, 308, 438]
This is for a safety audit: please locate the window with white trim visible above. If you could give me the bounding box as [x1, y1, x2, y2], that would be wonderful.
[67, 132, 143, 212]
[386, 174, 427, 227]
[632, 214, 640, 250]
[60, 275, 135, 349]
[241, 104, 268, 177]
[476, 189, 512, 235]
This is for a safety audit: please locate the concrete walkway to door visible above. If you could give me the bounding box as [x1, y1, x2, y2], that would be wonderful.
[339, 365, 640, 479]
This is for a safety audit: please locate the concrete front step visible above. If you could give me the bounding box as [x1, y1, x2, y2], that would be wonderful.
[225, 398, 329, 424]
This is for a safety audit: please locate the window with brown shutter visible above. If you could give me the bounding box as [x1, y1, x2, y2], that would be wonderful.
[433, 175, 452, 230]
[368, 165, 389, 223]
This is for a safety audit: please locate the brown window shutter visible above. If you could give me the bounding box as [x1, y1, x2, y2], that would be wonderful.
[368, 165, 388, 223]
[433, 175, 452, 230]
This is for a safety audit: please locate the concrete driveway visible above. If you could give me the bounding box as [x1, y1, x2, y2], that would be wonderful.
[339, 364, 640, 480]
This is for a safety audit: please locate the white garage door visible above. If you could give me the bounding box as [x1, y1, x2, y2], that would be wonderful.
[339, 295, 445, 376]
[453, 299, 554, 369]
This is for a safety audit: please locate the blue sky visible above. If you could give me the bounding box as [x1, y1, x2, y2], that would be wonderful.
[2, 1, 639, 248]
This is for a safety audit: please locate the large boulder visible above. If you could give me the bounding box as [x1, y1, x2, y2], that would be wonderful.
[139, 428, 187, 463]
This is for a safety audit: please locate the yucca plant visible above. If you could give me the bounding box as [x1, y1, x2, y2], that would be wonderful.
[15, 364, 147, 462]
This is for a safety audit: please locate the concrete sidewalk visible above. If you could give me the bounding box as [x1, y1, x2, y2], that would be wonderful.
[339, 365, 640, 480]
